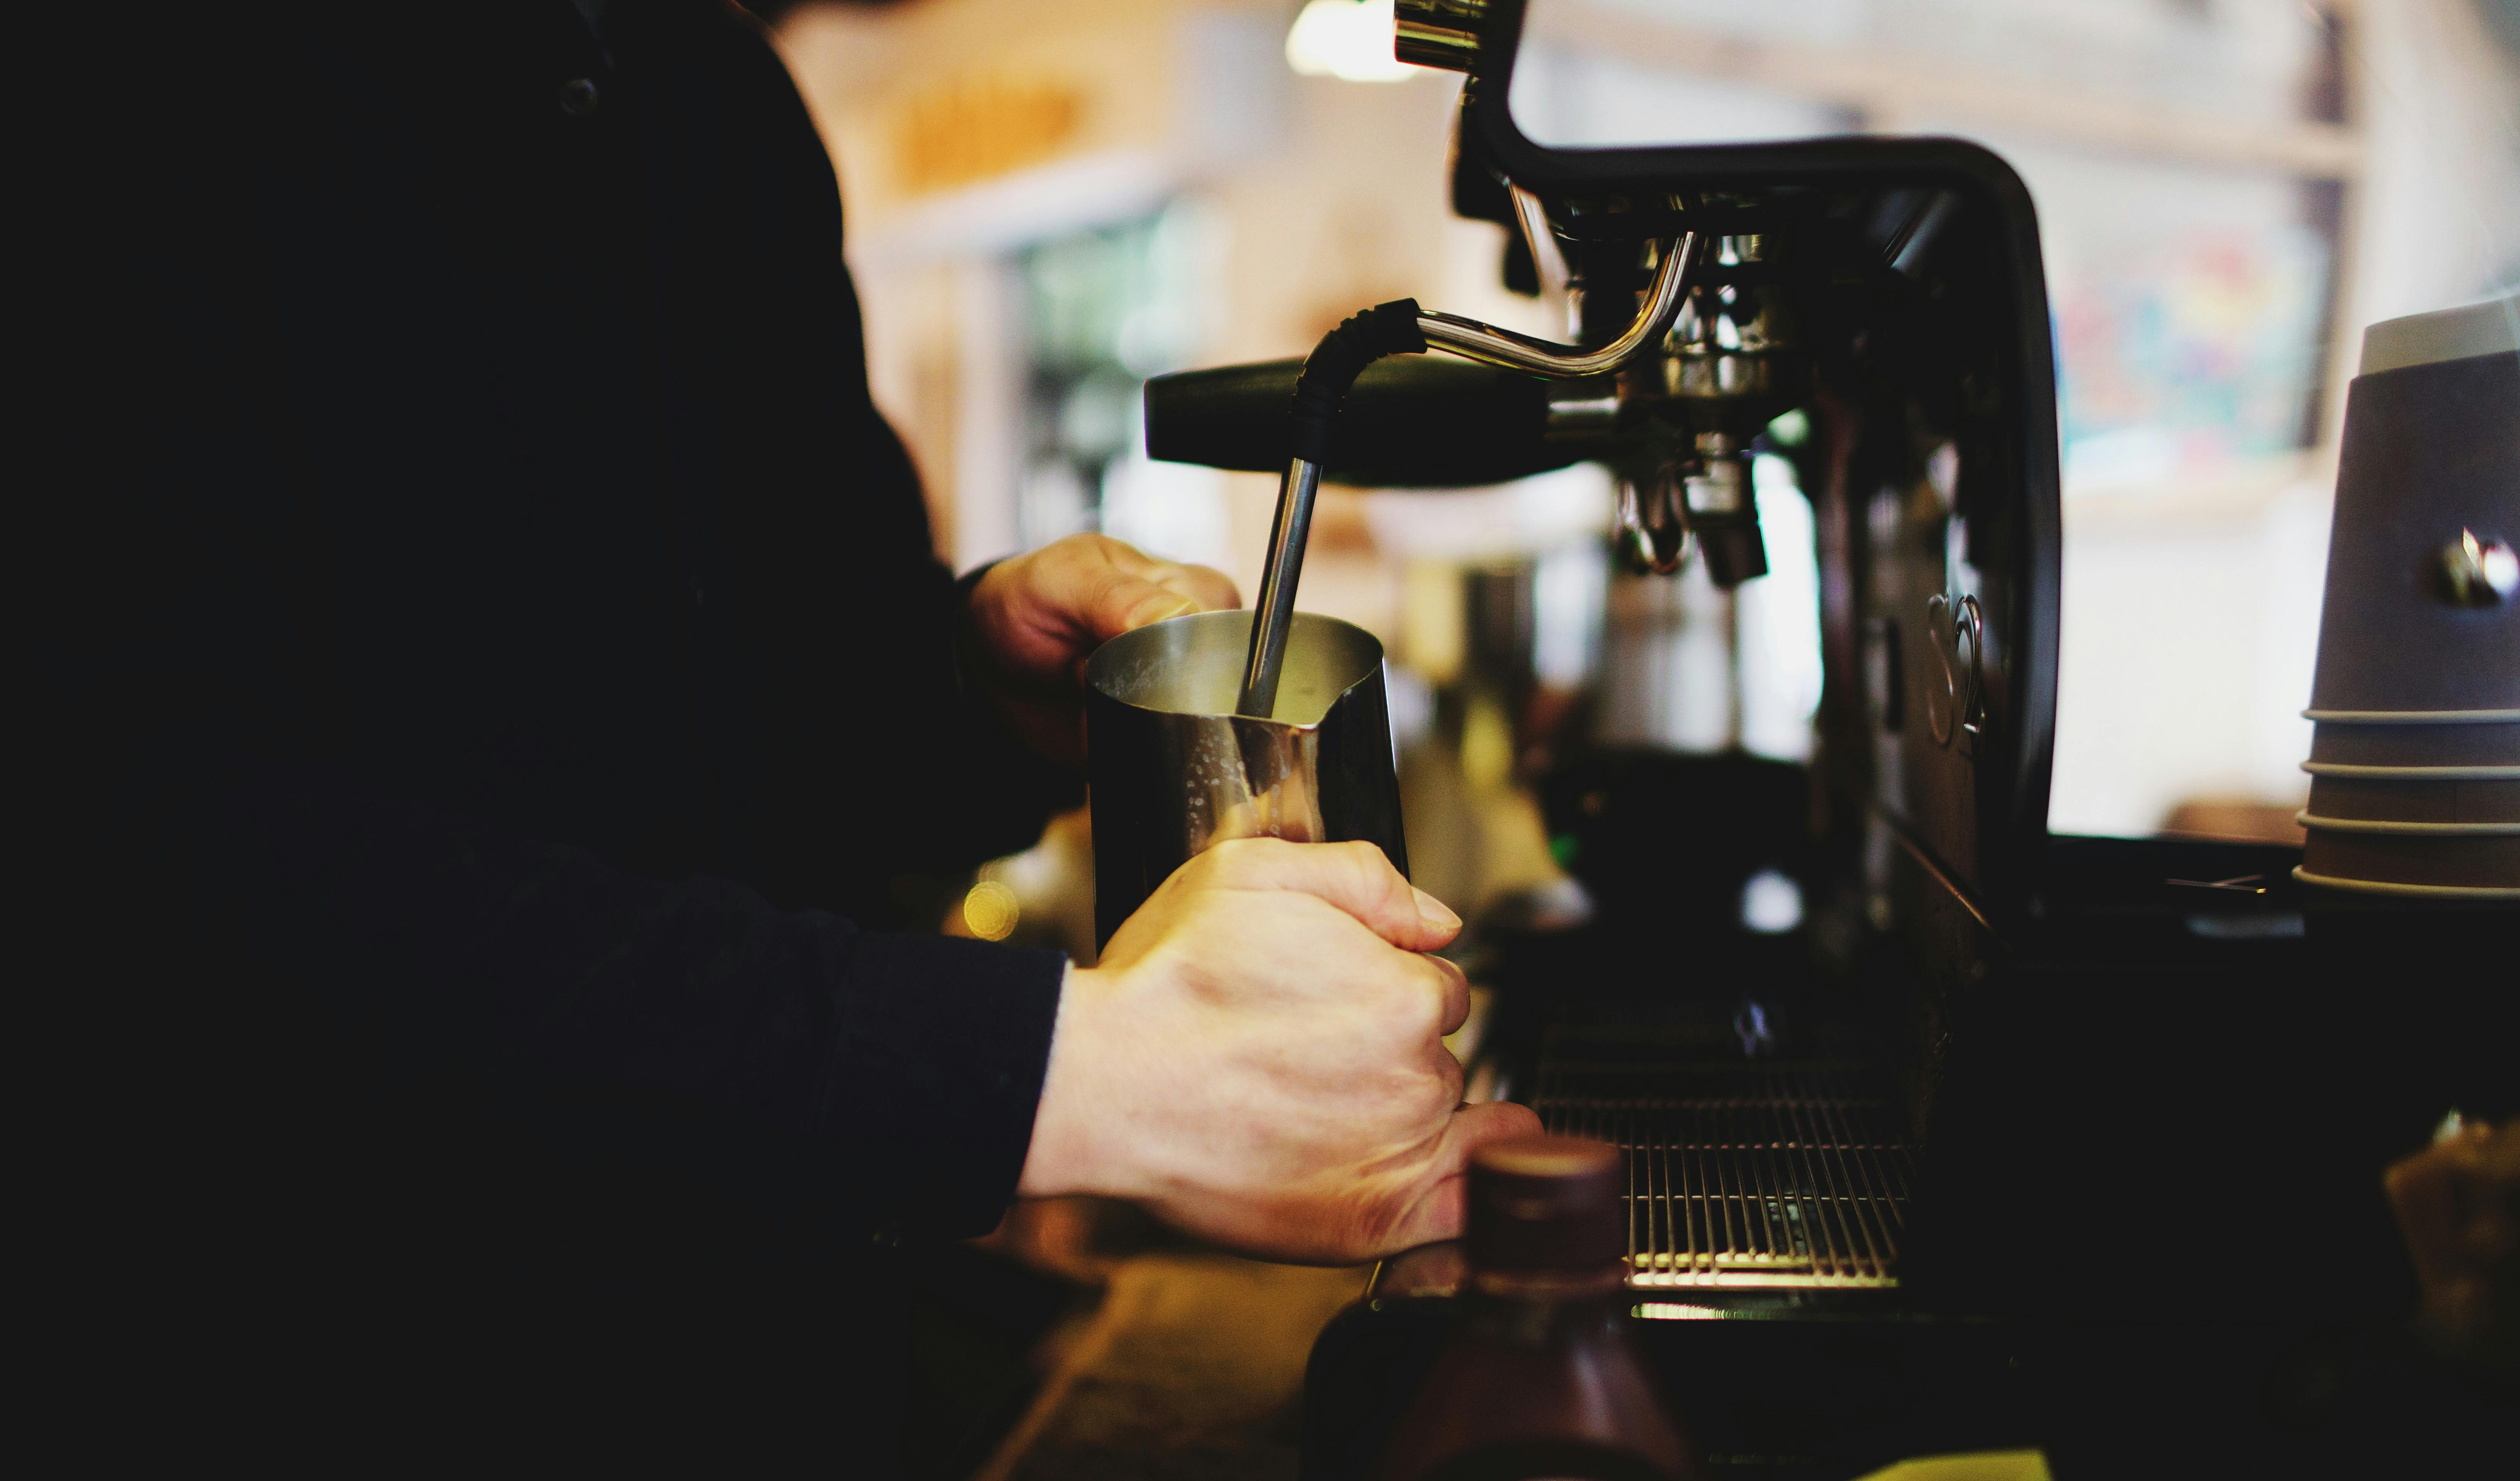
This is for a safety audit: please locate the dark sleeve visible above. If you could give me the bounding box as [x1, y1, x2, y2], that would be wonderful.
[210, 766, 1065, 1239]
[35, 405, 1064, 1242]
[26, 3, 1064, 1243]
[34, 386, 1064, 1242]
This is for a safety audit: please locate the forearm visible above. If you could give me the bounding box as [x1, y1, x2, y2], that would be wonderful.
[157, 759, 1066, 1237]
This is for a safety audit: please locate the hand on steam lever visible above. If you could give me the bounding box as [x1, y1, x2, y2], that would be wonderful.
[962, 533, 1241, 768]
[1018, 839, 1545, 1263]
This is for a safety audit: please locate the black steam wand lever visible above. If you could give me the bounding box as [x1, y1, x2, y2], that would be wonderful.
[1235, 231, 1698, 718]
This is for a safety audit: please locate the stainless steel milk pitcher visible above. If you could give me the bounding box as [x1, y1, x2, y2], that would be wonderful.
[1085, 610, 1409, 948]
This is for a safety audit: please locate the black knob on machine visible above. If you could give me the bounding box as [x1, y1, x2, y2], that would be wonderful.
[1142, 355, 1582, 489]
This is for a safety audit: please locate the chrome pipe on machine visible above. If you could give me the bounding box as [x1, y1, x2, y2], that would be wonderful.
[1235, 235, 1696, 718]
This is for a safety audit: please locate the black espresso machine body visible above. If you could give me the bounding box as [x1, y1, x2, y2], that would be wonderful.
[1143, 3, 2515, 1474]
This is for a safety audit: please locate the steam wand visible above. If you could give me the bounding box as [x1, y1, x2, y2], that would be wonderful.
[1235, 232, 1698, 718]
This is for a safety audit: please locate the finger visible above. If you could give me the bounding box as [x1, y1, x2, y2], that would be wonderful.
[1075, 539, 1237, 635]
[1118, 582, 1204, 633]
[1365, 1100, 1548, 1255]
[1430, 1028, 1467, 1107]
[1201, 838, 1460, 952]
[1429, 954, 1472, 1040]
[994, 536, 1173, 646]
[1115, 542, 1234, 596]
[1152, 561, 1240, 613]
[1080, 566, 1199, 637]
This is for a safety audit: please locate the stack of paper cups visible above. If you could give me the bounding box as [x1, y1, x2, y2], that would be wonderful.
[2297, 295, 2519, 899]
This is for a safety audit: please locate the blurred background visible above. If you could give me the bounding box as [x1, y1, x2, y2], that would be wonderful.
[763, 0, 2520, 951]
[751, 7, 2518, 1472]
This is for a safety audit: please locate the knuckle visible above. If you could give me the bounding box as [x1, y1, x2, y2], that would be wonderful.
[1201, 836, 1255, 868]
[1199, 836, 1278, 889]
[1095, 533, 1151, 570]
[1414, 965, 1455, 1036]
[1378, 970, 1441, 1041]
[1095, 572, 1147, 613]
[1343, 841, 1392, 900]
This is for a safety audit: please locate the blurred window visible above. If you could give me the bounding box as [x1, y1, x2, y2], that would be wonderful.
[1510, 0, 2347, 496]
[1015, 203, 1227, 565]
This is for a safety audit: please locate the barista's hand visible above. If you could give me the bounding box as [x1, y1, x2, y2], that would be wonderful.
[1018, 838, 1543, 1263]
[963, 533, 1239, 767]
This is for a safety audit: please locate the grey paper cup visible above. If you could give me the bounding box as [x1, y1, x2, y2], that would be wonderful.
[2297, 295, 2520, 898]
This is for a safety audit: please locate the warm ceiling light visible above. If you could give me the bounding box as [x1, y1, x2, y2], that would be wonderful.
[1285, 0, 1415, 83]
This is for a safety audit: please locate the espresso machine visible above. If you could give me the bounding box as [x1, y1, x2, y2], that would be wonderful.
[1149, 6, 2520, 1471]
[1141, 2, 2513, 1475]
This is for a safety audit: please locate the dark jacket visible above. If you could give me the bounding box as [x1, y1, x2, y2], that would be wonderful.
[29, 0, 1072, 1462]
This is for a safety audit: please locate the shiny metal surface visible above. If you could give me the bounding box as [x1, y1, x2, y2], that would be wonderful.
[1507, 182, 1570, 298]
[1681, 437, 1746, 517]
[1615, 465, 1689, 575]
[1538, 1061, 1912, 1290]
[1543, 375, 1621, 437]
[1418, 231, 1696, 377]
[1394, 0, 1486, 71]
[1240, 456, 1323, 717]
[1088, 610, 1408, 946]
[2438, 529, 2518, 606]
[1956, 595, 1987, 737]
[1924, 593, 1985, 746]
[1237, 233, 1693, 708]
[1654, 242, 1807, 434]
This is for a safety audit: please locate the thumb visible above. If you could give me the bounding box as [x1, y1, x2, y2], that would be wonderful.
[1368, 1100, 1549, 1255]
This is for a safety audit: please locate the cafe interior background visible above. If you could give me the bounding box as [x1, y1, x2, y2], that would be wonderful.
[749, 0, 2514, 1473]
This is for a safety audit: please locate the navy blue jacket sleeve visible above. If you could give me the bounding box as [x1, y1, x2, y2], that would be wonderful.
[205, 767, 1065, 1239]
[29, 0, 1071, 1248]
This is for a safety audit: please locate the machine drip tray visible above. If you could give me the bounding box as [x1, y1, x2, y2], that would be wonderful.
[1537, 1060, 1913, 1292]
[1321, 1051, 2480, 1479]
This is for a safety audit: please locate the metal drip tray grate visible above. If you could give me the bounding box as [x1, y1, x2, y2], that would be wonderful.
[1536, 1062, 1913, 1289]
